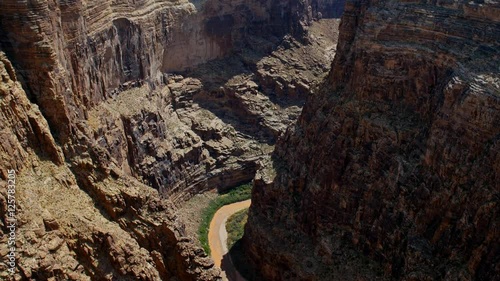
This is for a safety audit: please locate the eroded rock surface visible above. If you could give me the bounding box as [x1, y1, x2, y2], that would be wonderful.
[244, 1, 500, 280]
[86, 18, 340, 203]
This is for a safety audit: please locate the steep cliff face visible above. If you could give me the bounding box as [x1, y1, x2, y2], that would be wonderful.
[0, 0, 272, 144]
[244, 1, 500, 280]
[0, 52, 64, 179]
[0, 0, 341, 143]
[79, 17, 341, 201]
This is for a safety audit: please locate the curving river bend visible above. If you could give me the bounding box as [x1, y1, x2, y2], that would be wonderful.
[208, 200, 251, 281]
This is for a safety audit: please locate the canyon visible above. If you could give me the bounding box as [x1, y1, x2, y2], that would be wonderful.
[0, 0, 498, 280]
[0, 0, 342, 279]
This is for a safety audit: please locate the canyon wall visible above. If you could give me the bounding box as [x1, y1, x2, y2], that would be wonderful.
[0, 52, 64, 178]
[244, 0, 500, 280]
[0, 0, 288, 145]
[0, 0, 342, 143]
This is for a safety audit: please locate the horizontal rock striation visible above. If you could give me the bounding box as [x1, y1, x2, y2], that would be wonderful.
[0, 0, 342, 193]
[244, 0, 500, 280]
[0, 0, 343, 144]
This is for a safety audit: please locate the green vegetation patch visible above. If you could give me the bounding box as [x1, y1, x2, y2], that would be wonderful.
[198, 183, 252, 254]
[226, 208, 249, 250]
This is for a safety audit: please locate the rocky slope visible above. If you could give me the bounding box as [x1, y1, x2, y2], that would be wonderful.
[0, 0, 343, 145]
[244, 1, 500, 280]
[84, 16, 340, 203]
[0, 0, 343, 279]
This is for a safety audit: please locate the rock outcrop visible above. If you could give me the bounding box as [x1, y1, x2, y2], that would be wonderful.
[244, 1, 500, 280]
[84, 15, 341, 202]
[0, 52, 64, 179]
[0, 0, 342, 145]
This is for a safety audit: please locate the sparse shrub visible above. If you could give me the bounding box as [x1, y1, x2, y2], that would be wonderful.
[226, 208, 249, 250]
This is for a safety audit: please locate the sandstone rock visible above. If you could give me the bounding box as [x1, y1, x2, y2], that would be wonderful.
[0, 52, 64, 180]
[43, 215, 60, 231]
[0, 51, 222, 280]
[47, 236, 64, 252]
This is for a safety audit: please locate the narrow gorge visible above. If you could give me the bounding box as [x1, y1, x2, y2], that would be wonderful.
[0, 0, 498, 280]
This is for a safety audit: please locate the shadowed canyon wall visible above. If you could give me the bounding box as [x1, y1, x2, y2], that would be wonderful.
[0, 0, 292, 144]
[244, 0, 499, 280]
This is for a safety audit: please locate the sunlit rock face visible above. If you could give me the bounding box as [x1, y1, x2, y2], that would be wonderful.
[0, 0, 343, 196]
[244, 1, 500, 280]
[0, 0, 292, 143]
[0, 48, 223, 281]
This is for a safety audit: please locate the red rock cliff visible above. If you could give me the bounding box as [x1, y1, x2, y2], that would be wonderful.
[244, 0, 499, 280]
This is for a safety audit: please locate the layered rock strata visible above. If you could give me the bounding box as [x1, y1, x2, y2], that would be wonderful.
[0, 52, 64, 179]
[244, 1, 500, 280]
[84, 17, 340, 202]
[0, 0, 342, 146]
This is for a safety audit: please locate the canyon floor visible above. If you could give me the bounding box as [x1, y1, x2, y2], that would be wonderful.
[0, 15, 341, 280]
[171, 19, 341, 279]
[1, 0, 498, 280]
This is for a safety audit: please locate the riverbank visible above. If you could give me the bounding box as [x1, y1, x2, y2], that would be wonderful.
[209, 200, 251, 280]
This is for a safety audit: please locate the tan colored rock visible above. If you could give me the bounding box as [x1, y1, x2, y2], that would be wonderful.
[0, 52, 64, 179]
[0, 51, 222, 280]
